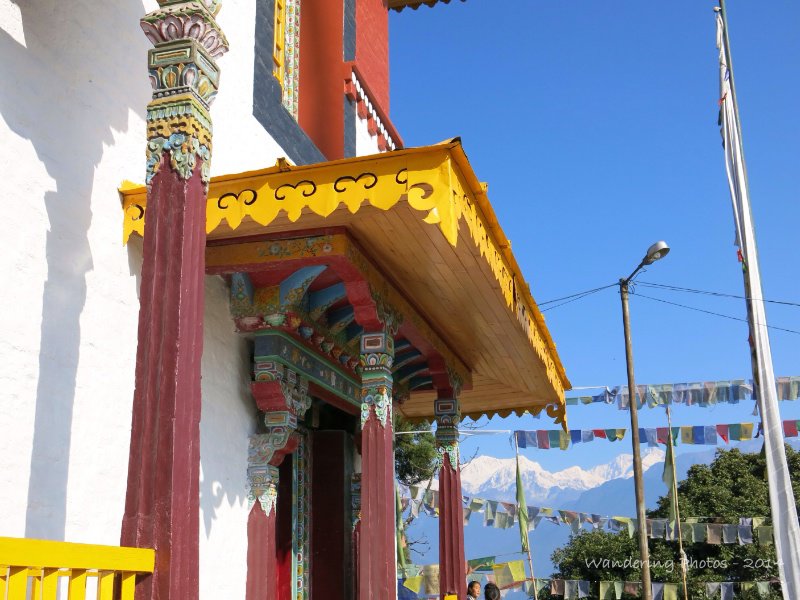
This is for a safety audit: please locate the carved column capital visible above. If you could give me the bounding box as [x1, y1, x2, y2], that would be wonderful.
[246, 452, 279, 516]
[141, 1, 228, 188]
[434, 396, 461, 468]
[359, 332, 394, 428]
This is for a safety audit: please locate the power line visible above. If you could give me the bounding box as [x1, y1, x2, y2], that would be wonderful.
[537, 283, 616, 306]
[539, 284, 616, 313]
[632, 292, 800, 336]
[638, 281, 800, 308]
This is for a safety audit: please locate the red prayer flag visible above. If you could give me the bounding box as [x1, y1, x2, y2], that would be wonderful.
[783, 420, 798, 438]
[593, 429, 607, 439]
[716, 424, 729, 443]
[536, 430, 550, 449]
[657, 427, 669, 445]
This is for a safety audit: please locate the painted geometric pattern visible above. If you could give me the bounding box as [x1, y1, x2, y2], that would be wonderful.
[283, 0, 301, 118]
[293, 430, 311, 600]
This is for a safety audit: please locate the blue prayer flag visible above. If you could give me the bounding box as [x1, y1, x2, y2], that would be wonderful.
[693, 425, 705, 445]
[515, 431, 526, 448]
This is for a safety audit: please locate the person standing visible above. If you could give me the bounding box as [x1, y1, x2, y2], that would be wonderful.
[467, 581, 481, 600]
[484, 582, 501, 600]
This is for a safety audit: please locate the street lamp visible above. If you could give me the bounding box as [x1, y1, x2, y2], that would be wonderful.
[619, 241, 670, 600]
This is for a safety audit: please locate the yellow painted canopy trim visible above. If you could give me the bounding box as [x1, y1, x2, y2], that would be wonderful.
[119, 139, 570, 398]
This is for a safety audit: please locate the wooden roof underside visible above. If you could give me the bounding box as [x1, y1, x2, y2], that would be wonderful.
[121, 140, 570, 426]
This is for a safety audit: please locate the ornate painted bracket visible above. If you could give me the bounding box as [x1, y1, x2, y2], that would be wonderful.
[249, 363, 311, 476]
[359, 332, 394, 428]
[246, 451, 279, 516]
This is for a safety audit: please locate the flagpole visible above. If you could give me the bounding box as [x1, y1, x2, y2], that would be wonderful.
[717, 0, 763, 406]
[665, 406, 689, 599]
[715, 3, 800, 597]
[514, 435, 538, 600]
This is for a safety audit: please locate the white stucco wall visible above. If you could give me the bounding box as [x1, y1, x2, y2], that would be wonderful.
[199, 276, 256, 599]
[0, 0, 156, 544]
[0, 0, 288, 591]
[354, 108, 382, 157]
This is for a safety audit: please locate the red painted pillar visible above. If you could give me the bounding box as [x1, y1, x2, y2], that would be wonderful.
[358, 332, 397, 600]
[436, 395, 466, 599]
[122, 3, 227, 598]
[245, 467, 279, 599]
[246, 368, 310, 600]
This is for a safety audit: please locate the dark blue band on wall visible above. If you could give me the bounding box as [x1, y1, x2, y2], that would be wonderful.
[343, 0, 356, 62]
[344, 97, 356, 158]
[254, 0, 325, 166]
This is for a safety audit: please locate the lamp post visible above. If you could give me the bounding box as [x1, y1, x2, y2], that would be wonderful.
[619, 240, 670, 600]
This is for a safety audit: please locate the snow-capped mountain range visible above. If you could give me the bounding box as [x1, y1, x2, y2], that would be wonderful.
[458, 450, 666, 505]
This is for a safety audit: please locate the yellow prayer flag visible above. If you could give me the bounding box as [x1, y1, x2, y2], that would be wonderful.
[492, 562, 513, 588]
[508, 560, 526, 584]
[740, 422, 754, 440]
[403, 576, 423, 594]
[681, 426, 694, 444]
[559, 430, 570, 450]
[492, 560, 527, 588]
[663, 583, 678, 600]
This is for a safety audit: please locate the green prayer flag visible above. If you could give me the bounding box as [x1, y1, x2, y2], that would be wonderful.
[467, 555, 496, 573]
[605, 428, 617, 441]
[548, 429, 561, 448]
[671, 426, 681, 443]
[662, 428, 678, 528]
[756, 525, 774, 545]
[516, 452, 530, 552]
[729, 423, 742, 440]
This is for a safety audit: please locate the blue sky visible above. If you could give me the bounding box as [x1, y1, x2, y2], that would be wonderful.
[390, 0, 800, 472]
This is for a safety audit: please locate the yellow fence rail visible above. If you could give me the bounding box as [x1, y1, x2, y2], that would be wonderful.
[0, 537, 154, 600]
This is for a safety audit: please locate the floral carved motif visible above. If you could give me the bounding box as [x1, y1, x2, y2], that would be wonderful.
[247, 448, 278, 516]
[142, 3, 229, 58]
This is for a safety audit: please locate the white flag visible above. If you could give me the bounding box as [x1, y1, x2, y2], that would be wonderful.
[716, 9, 800, 599]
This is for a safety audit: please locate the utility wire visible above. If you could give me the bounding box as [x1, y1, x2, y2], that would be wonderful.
[537, 283, 616, 307]
[539, 284, 616, 313]
[638, 281, 800, 308]
[632, 292, 800, 336]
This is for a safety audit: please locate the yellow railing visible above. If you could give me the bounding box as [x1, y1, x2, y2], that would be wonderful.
[0, 537, 154, 600]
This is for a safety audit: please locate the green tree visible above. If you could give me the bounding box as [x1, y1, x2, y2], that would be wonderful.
[534, 446, 800, 599]
[394, 415, 437, 486]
